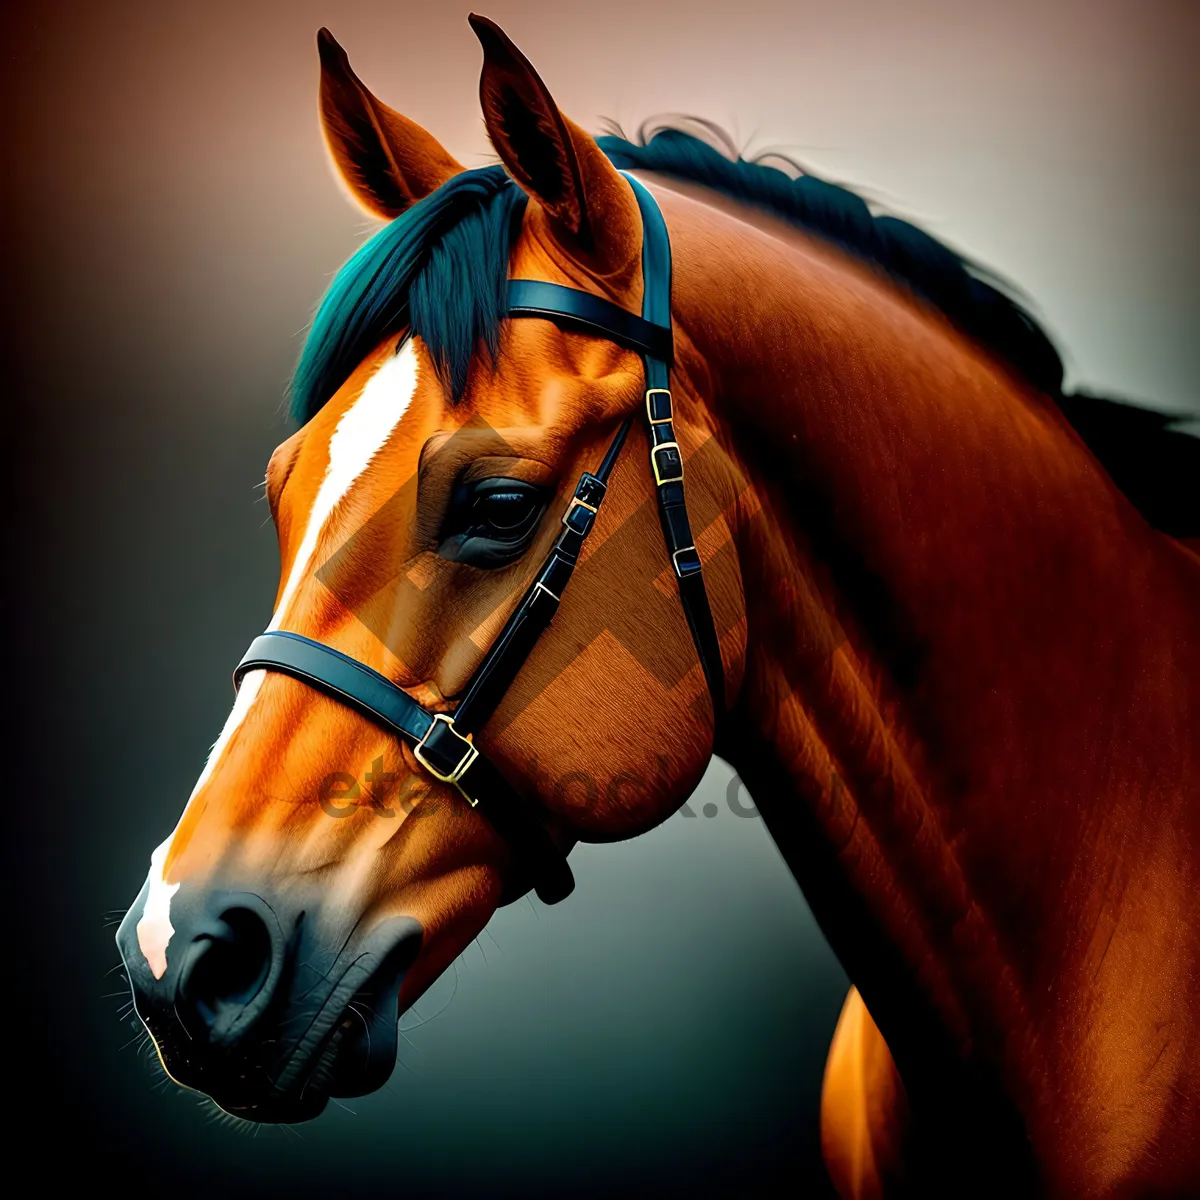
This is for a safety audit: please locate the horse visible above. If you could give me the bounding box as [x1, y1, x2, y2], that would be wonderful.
[116, 15, 1200, 1197]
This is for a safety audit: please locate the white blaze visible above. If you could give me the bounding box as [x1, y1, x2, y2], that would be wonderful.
[135, 340, 421, 976]
[136, 838, 180, 980]
[267, 340, 420, 632]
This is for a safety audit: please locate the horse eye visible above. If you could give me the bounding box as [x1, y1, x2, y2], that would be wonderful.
[476, 489, 539, 532]
[437, 476, 550, 568]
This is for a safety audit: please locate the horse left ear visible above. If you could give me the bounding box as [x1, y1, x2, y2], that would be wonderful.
[468, 14, 640, 270]
[318, 27, 463, 219]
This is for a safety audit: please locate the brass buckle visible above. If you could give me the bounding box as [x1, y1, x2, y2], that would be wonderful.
[645, 388, 673, 424]
[561, 495, 598, 527]
[651, 441, 684, 485]
[414, 714, 479, 801]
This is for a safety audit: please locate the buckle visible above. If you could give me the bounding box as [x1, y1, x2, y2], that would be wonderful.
[414, 714, 479, 799]
[561, 495, 598, 529]
[646, 388, 673, 424]
[574, 472, 606, 508]
[650, 441, 684, 485]
[672, 545, 702, 578]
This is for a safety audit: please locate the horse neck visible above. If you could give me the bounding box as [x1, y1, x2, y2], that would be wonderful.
[663, 185, 1200, 1158]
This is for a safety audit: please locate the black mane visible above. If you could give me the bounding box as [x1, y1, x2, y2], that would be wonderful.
[599, 120, 1199, 537]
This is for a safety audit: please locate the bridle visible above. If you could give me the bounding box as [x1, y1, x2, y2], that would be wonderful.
[233, 174, 724, 905]
[234, 176, 722, 904]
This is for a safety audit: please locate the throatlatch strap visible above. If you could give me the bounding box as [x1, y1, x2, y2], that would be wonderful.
[623, 173, 726, 731]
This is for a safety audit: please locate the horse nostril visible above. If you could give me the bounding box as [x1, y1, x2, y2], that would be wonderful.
[177, 907, 274, 1037]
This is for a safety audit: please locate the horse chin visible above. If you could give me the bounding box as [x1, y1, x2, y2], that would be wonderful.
[212, 1090, 331, 1126]
[207, 980, 404, 1124]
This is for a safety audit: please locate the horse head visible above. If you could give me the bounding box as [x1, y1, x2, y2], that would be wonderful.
[116, 16, 744, 1122]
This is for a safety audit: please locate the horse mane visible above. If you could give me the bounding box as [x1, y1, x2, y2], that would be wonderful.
[291, 165, 525, 422]
[601, 119, 1069, 388]
[292, 122, 1198, 537]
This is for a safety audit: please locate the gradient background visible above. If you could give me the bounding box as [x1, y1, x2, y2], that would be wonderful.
[6, 1, 1197, 1196]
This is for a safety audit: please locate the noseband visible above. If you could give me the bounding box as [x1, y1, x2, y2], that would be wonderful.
[234, 175, 724, 905]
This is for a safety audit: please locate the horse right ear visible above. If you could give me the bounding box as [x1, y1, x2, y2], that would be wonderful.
[468, 14, 640, 271]
[317, 28, 463, 219]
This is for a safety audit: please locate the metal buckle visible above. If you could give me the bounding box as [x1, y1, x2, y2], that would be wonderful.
[672, 545, 702, 577]
[561, 495, 598, 527]
[650, 441, 684, 485]
[646, 388, 673, 424]
[414, 714, 479, 798]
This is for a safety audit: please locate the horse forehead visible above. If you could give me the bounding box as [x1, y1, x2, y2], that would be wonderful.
[284, 339, 426, 515]
[463, 329, 640, 437]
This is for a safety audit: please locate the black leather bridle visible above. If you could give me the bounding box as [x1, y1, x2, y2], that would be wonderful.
[234, 174, 723, 905]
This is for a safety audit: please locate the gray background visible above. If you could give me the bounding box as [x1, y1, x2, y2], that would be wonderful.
[7, 1, 1196, 1195]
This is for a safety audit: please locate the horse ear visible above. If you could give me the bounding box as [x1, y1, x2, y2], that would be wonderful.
[468, 14, 639, 267]
[317, 28, 463, 219]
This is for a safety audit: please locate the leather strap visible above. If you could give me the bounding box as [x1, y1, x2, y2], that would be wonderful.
[623, 174, 726, 731]
[236, 631, 432, 741]
[506, 280, 674, 364]
[453, 450, 623, 735]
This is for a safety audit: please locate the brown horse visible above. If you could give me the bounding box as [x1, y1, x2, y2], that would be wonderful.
[116, 15, 1200, 1197]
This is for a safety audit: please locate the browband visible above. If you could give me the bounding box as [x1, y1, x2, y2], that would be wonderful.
[234, 173, 724, 906]
[506, 280, 674, 364]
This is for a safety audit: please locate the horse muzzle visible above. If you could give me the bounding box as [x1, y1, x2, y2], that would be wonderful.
[115, 880, 422, 1122]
